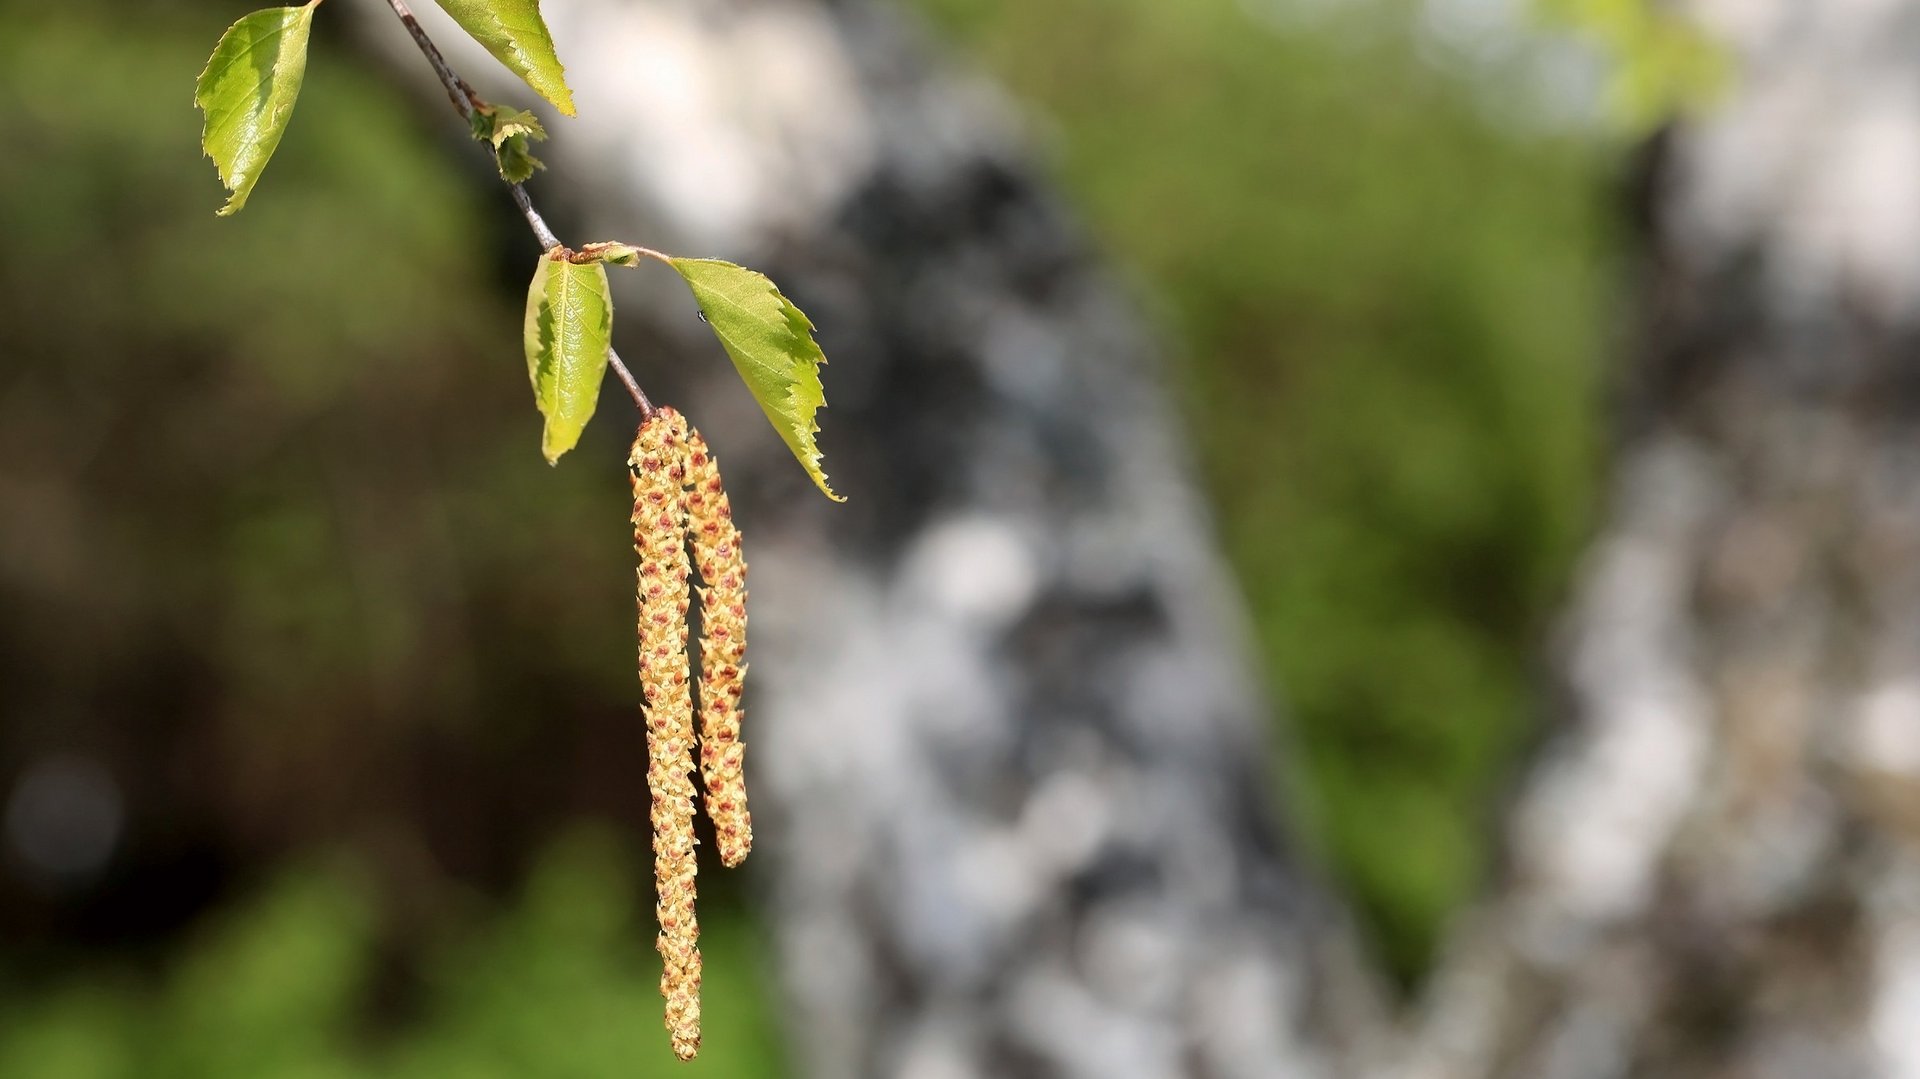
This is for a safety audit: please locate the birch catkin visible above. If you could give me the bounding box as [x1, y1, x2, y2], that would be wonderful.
[684, 426, 752, 868]
[630, 409, 702, 1061]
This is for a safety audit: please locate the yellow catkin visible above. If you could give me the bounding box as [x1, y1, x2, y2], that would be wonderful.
[684, 425, 752, 868]
[630, 409, 702, 1062]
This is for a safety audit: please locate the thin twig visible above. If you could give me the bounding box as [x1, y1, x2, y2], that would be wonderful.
[379, 0, 655, 418]
[382, 0, 479, 117]
[510, 185, 565, 252]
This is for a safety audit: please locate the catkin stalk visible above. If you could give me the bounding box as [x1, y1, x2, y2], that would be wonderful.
[631, 409, 702, 1061]
[684, 426, 752, 868]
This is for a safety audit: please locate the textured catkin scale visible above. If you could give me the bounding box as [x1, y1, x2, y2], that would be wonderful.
[630, 410, 702, 1061]
[684, 426, 753, 868]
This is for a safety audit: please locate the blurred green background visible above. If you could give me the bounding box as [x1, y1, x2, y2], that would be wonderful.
[0, 0, 1630, 1071]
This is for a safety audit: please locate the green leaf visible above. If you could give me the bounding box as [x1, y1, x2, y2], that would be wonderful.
[435, 0, 575, 116]
[470, 104, 547, 183]
[493, 138, 543, 185]
[479, 104, 546, 146]
[670, 259, 842, 501]
[195, 2, 321, 217]
[523, 256, 613, 464]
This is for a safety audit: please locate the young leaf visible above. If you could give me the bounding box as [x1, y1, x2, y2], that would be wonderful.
[523, 256, 614, 464]
[479, 104, 546, 145]
[492, 138, 543, 185]
[576, 242, 646, 268]
[470, 103, 547, 183]
[670, 259, 842, 502]
[195, 1, 321, 217]
[495, 141, 543, 185]
[434, 0, 576, 116]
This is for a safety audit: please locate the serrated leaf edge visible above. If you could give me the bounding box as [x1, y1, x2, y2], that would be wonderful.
[672, 259, 842, 502]
[436, 0, 576, 116]
[195, 0, 323, 216]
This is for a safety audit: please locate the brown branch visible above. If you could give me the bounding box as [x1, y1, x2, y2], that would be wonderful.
[379, 0, 655, 418]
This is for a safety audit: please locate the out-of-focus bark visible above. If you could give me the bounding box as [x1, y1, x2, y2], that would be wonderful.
[1407, 4, 1920, 1077]
[359, 1, 1381, 1076]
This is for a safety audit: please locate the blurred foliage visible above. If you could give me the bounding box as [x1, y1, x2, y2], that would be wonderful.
[0, 830, 782, 1078]
[908, 0, 1613, 981]
[1540, 0, 1726, 130]
[0, 2, 776, 1073]
[0, 0, 654, 862]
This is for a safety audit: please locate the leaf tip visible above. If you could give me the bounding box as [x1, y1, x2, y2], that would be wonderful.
[804, 440, 845, 503]
[540, 67, 576, 117]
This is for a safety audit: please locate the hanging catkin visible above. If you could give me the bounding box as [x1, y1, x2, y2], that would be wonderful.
[630, 409, 702, 1061]
[684, 425, 752, 868]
